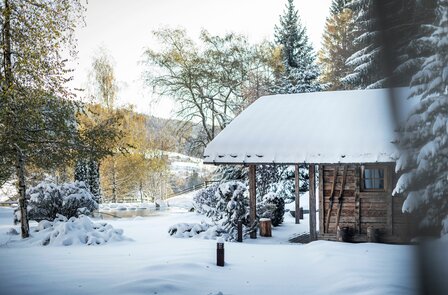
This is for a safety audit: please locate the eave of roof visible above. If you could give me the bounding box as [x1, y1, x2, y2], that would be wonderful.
[204, 88, 417, 165]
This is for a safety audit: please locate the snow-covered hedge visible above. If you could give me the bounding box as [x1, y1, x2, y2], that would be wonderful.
[29, 215, 128, 246]
[24, 181, 98, 222]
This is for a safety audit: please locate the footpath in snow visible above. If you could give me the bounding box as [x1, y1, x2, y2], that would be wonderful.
[0, 197, 420, 295]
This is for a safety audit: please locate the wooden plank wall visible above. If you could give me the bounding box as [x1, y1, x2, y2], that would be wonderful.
[322, 165, 357, 234]
[320, 163, 410, 243]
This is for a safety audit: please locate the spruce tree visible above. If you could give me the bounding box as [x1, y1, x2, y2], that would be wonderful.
[394, 0, 448, 236]
[342, 0, 436, 89]
[273, 0, 321, 94]
[318, 0, 356, 90]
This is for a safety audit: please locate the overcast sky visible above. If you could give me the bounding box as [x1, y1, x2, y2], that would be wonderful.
[72, 0, 333, 119]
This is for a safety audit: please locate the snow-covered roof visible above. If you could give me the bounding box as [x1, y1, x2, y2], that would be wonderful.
[204, 88, 418, 165]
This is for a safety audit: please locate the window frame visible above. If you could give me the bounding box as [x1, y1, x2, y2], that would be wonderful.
[360, 164, 388, 192]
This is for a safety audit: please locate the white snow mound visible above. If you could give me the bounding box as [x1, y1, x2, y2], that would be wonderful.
[30, 215, 130, 246]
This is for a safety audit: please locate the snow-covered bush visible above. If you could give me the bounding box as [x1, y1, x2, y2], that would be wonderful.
[257, 193, 285, 227]
[168, 222, 234, 240]
[214, 181, 249, 241]
[30, 214, 127, 246]
[189, 181, 251, 241]
[193, 183, 220, 216]
[24, 181, 98, 222]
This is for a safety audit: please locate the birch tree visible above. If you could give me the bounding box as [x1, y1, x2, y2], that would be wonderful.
[0, 0, 85, 238]
[143, 28, 261, 149]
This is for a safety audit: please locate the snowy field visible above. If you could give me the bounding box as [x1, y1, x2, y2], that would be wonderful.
[0, 201, 419, 295]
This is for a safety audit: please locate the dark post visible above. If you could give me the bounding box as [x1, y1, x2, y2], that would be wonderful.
[237, 220, 243, 242]
[299, 207, 304, 220]
[295, 164, 300, 224]
[216, 238, 224, 267]
[309, 164, 317, 241]
[249, 164, 257, 239]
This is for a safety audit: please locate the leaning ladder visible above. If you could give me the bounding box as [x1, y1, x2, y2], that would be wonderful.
[324, 165, 348, 233]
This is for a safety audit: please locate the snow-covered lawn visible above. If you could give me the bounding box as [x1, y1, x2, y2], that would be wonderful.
[0, 205, 417, 295]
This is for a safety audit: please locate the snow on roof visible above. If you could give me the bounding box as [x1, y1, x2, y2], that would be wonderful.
[204, 88, 417, 165]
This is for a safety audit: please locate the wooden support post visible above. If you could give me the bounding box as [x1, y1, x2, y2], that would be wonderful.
[249, 164, 257, 239]
[319, 165, 324, 235]
[295, 164, 300, 224]
[387, 164, 393, 235]
[309, 164, 317, 241]
[355, 165, 361, 234]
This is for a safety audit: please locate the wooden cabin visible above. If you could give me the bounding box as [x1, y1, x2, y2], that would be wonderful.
[203, 88, 418, 243]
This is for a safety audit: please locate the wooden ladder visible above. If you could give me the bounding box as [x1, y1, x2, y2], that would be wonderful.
[335, 165, 348, 230]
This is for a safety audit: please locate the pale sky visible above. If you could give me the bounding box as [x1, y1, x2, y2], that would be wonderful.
[72, 0, 333, 119]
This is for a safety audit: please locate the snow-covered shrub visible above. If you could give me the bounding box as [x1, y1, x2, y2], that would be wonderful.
[25, 181, 98, 222]
[193, 183, 220, 216]
[257, 193, 285, 227]
[187, 181, 251, 241]
[168, 222, 210, 238]
[214, 181, 249, 241]
[30, 214, 127, 246]
[168, 222, 231, 240]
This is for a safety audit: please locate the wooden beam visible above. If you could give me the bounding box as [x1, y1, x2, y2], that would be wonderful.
[249, 164, 257, 239]
[318, 165, 324, 235]
[295, 164, 300, 224]
[309, 164, 317, 241]
[355, 165, 361, 234]
[387, 164, 393, 235]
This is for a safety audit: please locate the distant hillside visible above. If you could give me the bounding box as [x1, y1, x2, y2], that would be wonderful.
[144, 114, 207, 158]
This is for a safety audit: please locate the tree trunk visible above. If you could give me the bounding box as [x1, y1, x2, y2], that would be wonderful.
[139, 181, 143, 203]
[111, 158, 117, 203]
[16, 147, 29, 238]
[3, 0, 13, 89]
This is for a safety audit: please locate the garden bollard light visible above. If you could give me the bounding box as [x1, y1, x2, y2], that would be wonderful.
[237, 220, 243, 242]
[217, 238, 224, 267]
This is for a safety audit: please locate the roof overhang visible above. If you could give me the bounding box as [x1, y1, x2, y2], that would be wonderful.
[204, 88, 417, 165]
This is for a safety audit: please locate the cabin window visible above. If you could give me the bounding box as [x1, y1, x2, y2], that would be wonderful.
[361, 165, 386, 191]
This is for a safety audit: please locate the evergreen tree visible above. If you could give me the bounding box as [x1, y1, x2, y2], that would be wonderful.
[74, 159, 89, 184]
[88, 160, 101, 202]
[273, 0, 321, 94]
[74, 158, 100, 201]
[394, 0, 448, 236]
[318, 0, 356, 90]
[329, 0, 351, 15]
[342, 0, 436, 89]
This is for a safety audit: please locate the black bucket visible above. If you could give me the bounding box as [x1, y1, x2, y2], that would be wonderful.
[337, 226, 351, 242]
[367, 227, 380, 243]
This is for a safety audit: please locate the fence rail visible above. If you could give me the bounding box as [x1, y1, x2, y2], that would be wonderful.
[0, 201, 18, 206]
[165, 180, 221, 199]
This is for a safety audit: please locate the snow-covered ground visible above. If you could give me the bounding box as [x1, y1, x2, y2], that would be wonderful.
[0, 200, 419, 295]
